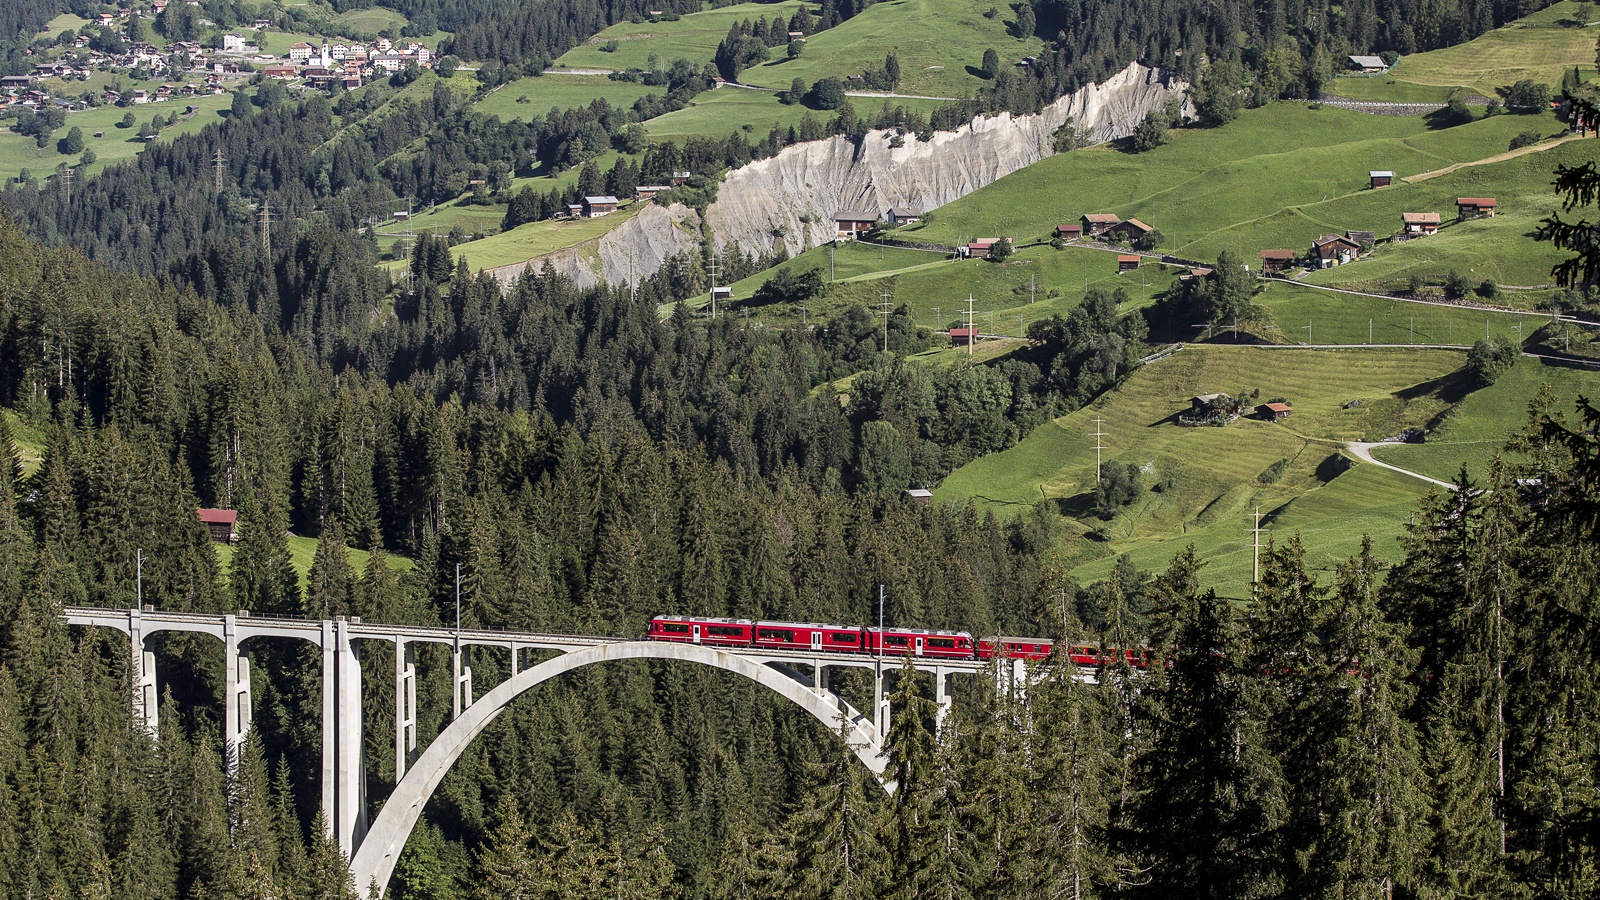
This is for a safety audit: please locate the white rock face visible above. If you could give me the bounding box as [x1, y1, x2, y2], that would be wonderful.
[705, 62, 1190, 257]
[485, 63, 1187, 287]
[484, 202, 703, 289]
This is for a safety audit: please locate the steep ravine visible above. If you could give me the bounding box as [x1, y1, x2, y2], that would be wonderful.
[488, 62, 1187, 288]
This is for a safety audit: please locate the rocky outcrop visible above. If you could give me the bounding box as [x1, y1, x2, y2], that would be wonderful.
[484, 63, 1186, 286]
[484, 202, 703, 289]
[706, 62, 1190, 257]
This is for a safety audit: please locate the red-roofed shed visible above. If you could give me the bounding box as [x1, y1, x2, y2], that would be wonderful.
[197, 508, 238, 543]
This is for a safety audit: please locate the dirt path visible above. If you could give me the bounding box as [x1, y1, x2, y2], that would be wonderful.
[1402, 133, 1584, 183]
[1345, 442, 1457, 489]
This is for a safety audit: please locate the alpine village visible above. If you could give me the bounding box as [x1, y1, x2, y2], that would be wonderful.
[3, 0, 1600, 895]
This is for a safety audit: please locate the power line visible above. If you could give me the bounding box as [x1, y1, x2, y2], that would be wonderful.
[258, 201, 273, 256]
[213, 148, 226, 192]
[59, 167, 73, 207]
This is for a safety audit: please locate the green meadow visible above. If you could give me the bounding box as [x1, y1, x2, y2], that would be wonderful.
[215, 536, 414, 591]
[555, 2, 812, 72]
[443, 204, 645, 271]
[475, 75, 662, 121]
[936, 346, 1479, 592]
[901, 104, 1561, 259]
[735, 0, 1042, 98]
[1370, 354, 1600, 482]
[0, 93, 234, 182]
[1329, 0, 1598, 101]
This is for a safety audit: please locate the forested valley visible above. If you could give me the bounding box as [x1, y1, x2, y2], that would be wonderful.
[3, 172, 1600, 897]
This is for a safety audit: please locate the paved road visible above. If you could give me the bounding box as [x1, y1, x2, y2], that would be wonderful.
[1346, 441, 1456, 490]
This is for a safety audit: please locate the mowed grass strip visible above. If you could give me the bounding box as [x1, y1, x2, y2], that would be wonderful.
[1249, 281, 1549, 346]
[216, 536, 414, 591]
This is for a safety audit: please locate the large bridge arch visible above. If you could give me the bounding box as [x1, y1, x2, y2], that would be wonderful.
[350, 640, 888, 894]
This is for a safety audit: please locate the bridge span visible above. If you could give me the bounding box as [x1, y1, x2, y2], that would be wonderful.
[62, 606, 1023, 894]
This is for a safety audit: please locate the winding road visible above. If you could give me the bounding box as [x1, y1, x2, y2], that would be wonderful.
[1345, 441, 1456, 490]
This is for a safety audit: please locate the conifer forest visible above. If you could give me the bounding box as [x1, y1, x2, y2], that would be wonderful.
[2, 0, 1600, 892]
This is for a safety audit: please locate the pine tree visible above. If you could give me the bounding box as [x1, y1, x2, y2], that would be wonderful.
[880, 657, 942, 900]
[783, 713, 885, 899]
[307, 515, 356, 617]
[474, 793, 540, 900]
[1127, 548, 1285, 899]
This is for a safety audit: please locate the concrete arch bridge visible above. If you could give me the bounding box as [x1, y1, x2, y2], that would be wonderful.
[62, 607, 1027, 894]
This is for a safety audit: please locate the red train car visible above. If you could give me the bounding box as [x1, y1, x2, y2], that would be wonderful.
[864, 628, 976, 659]
[647, 616, 754, 647]
[978, 636, 1055, 661]
[752, 622, 865, 653]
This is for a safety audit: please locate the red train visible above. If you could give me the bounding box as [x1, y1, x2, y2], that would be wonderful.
[647, 615, 1152, 667]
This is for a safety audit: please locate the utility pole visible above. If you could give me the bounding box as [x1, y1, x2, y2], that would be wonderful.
[213, 147, 226, 192]
[829, 244, 835, 282]
[135, 549, 143, 608]
[1017, 314, 1024, 337]
[879, 291, 893, 352]
[258, 201, 272, 256]
[1369, 318, 1373, 345]
[1250, 507, 1265, 591]
[708, 254, 721, 319]
[1303, 319, 1312, 345]
[933, 305, 940, 330]
[1091, 417, 1107, 484]
[60, 167, 73, 206]
[1030, 274, 1036, 305]
[1410, 317, 1414, 345]
[965, 294, 977, 356]
[876, 584, 885, 736]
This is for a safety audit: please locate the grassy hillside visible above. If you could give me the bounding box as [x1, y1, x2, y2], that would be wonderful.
[898, 104, 1568, 287]
[215, 536, 415, 591]
[1370, 354, 1599, 481]
[441, 202, 645, 271]
[1329, 0, 1597, 101]
[556, 2, 812, 71]
[936, 346, 1477, 591]
[475, 75, 662, 121]
[736, 0, 1043, 98]
[0, 93, 235, 182]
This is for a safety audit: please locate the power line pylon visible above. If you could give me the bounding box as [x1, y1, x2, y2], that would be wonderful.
[1091, 417, 1107, 484]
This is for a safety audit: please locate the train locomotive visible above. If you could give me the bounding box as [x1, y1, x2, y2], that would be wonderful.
[647, 615, 1153, 667]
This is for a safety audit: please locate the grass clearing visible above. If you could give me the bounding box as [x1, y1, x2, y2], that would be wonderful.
[0, 93, 234, 182]
[215, 537, 415, 591]
[736, 0, 1042, 98]
[1244, 282, 1550, 346]
[39, 13, 88, 37]
[445, 204, 644, 271]
[555, 2, 811, 72]
[476, 75, 661, 121]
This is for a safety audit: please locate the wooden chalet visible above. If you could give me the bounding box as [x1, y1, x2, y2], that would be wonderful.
[966, 238, 998, 258]
[1055, 223, 1082, 240]
[905, 488, 933, 504]
[949, 327, 976, 345]
[1116, 254, 1141, 272]
[1348, 55, 1388, 72]
[1107, 218, 1153, 241]
[1081, 213, 1120, 235]
[669, 170, 692, 185]
[1259, 249, 1296, 272]
[1180, 392, 1237, 426]
[263, 64, 295, 78]
[833, 210, 880, 239]
[1179, 266, 1214, 283]
[582, 195, 619, 217]
[1456, 197, 1497, 219]
[634, 184, 669, 201]
[1369, 170, 1394, 189]
[1402, 212, 1440, 235]
[1258, 401, 1293, 421]
[1312, 233, 1360, 267]
[710, 286, 732, 302]
[887, 207, 921, 225]
[196, 508, 238, 543]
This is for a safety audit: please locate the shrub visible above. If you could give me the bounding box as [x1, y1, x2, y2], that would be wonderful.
[1443, 270, 1473, 301]
[1509, 129, 1541, 151]
[1467, 337, 1517, 385]
[1257, 458, 1290, 484]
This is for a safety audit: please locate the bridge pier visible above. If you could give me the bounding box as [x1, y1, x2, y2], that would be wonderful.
[451, 641, 473, 718]
[395, 640, 418, 780]
[935, 669, 952, 731]
[322, 619, 367, 856]
[223, 615, 253, 773]
[128, 608, 159, 736]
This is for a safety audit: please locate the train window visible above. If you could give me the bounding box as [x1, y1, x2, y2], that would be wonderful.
[708, 626, 745, 637]
[831, 633, 859, 643]
[758, 628, 794, 642]
[885, 635, 909, 646]
[660, 623, 689, 634]
[928, 638, 955, 649]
